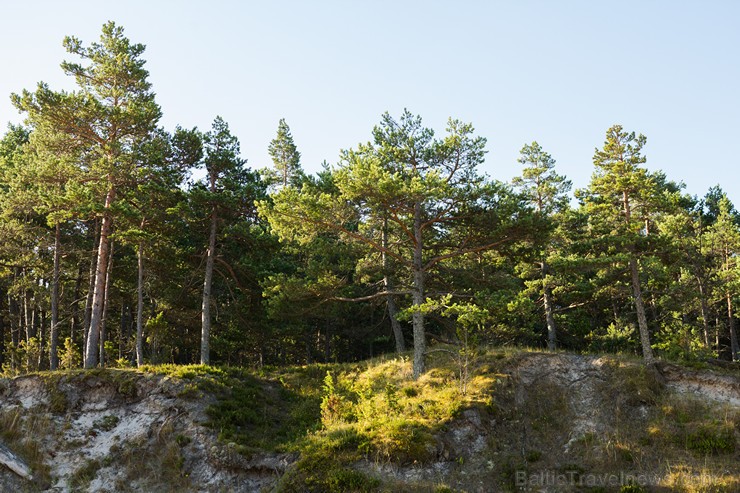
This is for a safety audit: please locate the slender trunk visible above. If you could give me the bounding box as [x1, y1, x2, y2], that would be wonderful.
[382, 218, 405, 353]
[126, 306, 133, 358]
[99, 241, 114, 367]
[542, 261, 557, 351]
[136, 241, 145, 366]
[85, 188, 115, 369]
[8, 297, 15, 370]
[9, 289, 19, 349]
[629, 256, 654, 362]
[716, 316, 721, 354]
[24, 287, 33, 342]
[83, 219, 100, 355]
[119, 305, 128, 360]
[696, 276, 711, 348]
[387, 296, 405, 352]
[71, 262, 83, 347]
[201, 203, 217, 365]
[411, 201, 426, 379]
[726, 292, 739, 361]
[622, 191, 654, 363]
[0, 294, 4, 367]
[30, 302, 38, 341]
[50, 223, 61, 370]
[38, 309, 46, 370]
[9, 291, 19, 370]
[543, 287, 557, 351]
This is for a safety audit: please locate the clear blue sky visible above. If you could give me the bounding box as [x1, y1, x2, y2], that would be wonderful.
[2, 1, 739, 203]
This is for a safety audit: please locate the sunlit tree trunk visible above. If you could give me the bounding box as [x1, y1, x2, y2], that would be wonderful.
[543, 263, 557, 351]
[411, 202, 426, 379]
[136, 241, 145, 366]
[83, 219, 100, 356]
[382, 218, 405, 353]
[623, 191, 654, 363]
[99, 241, 114, 366]
[85, 188, 115, 369]
[696, 277, 711, 348]
[201, 183, 217, 365]
[49, 223, 61, 370]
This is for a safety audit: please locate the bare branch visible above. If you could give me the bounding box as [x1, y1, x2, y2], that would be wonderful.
[553, 301, 591, 313]
[271, 207, 411, 265]
[424, 236, 513, 271]
[331, 290, 410, 302]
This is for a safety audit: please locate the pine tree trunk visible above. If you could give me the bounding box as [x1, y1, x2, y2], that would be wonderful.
[30, 302, 38, 342]
[716, 316, 721, 354]
[629, 256, 654, 363]
[201, 205, 217, 365]
[542, 261, 557, 351]
[382, 218, 405, 353]
[0, 294, 4, 367]
[9, 303, 18, 349]
[411, 202, 426, 379]
[119, 305, 128, 360]
[24, 287, 33, 342]
[50, 223, 61, 370]
[9, 286, 19, 349]
[85, 188, 115, 369]
[38, 309, 46, 370]
[387, 295, 405, 353]
[99, 242, 114, 367]
[70, 263, 83, 346]
[696, 277, 711, 348]
[83, 219, 100, 355]
[544, 286, 557, 351]
[622, 191, 654, 363]
[726, 292, 739, 361]
[136, 241, 145, 367]
[8, 291, 19, 370]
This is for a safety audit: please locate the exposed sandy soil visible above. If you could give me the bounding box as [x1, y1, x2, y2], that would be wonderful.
[0, 354, 737, 492]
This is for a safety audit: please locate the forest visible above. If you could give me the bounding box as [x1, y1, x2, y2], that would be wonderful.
[1, 22, 739, 378]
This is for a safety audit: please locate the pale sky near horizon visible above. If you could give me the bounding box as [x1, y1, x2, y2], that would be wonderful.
[1, 1, 739, 204]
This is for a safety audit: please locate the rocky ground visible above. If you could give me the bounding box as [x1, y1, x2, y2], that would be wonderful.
[0, 353, 737, 492]
[0, 370, 292, 492]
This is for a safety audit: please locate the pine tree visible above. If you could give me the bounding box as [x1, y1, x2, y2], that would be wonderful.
[268, 119, 302, 188]
[197, 117, 252, 365]
[582, 125, 656, 363]
[512, 142, 571, 350]
[12, 22, 162, 368]
[262, 111, 522, 378]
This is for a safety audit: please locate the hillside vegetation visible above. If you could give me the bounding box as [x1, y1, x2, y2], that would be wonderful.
[0, 349, 737, 492]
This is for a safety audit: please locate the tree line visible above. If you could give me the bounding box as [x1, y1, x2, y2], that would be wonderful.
[1, 23, 738, 377]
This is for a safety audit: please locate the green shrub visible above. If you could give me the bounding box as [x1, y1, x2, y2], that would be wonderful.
[320, 467, 379, 493]
[620, 483, 647, 493]
[685, 424, 735, 455]
[93, 415, 120, 432]
[59, 337, 82, 370]
[69, 459, 101, 490]
[321, 371, 345, 425]
[48, 388, 68, 413]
